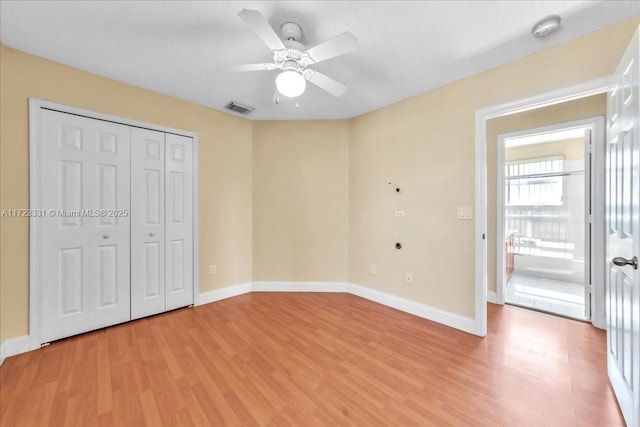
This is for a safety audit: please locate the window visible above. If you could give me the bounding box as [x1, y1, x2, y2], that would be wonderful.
[505, 156, 577, 259]
[505, 157, 563, 206]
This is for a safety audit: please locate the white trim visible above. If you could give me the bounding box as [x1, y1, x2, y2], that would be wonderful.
[0, 336, 30, 365]
[475, 107, 488, 336]
[475, 77, 614, 336]
[28, 98, 199, 347]
[30, 98, 199, 138]
[487, 290, 498, 304]
[590, 116, 607, 329]
[224, 281, 478, 335]
[480, 77, 612, 121]
[197, 283, 252, 305]
[10, 279, 484, 360]
[192, 134, 200, 306]
[348, 284, 478, 335]
[252, 281, 349, 293]
[496, 134, 506, 306]
[28, 100, 42, 351]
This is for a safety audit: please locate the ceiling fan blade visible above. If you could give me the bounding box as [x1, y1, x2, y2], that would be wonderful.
[238, 9, 286, 52]
[303, 32, 358, 64]
[219, 63, 275, 73]
[307, 71, 348, 97]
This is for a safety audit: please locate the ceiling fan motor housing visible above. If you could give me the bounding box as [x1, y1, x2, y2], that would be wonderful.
[282, 59, 300, 72]
[274, 39, 315, 79]
[281, 22, 302, 41]
[276, 22, 312, 78]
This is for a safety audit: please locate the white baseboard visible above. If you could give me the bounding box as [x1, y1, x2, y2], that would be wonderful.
[203, 281, 479, 336]
[0, 335, 30, 365]
[487, 290, 498, 304]
[5, 283, 255, 363]
[197, 282, 252, 305]
[252, 281, 348, 293]
[348, 284, 478, 335]
[8, 280, 482, 364]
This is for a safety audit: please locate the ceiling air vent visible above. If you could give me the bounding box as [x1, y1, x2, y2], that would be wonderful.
[225, 101, 254, 115]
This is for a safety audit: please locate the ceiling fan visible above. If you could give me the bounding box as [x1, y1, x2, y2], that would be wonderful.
[223, 9, 358, 99]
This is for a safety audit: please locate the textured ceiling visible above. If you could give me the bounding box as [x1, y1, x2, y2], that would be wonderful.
[1, 1, 638, 120]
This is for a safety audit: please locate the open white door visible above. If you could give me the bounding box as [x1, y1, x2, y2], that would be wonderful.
[606, 27, 640, 427]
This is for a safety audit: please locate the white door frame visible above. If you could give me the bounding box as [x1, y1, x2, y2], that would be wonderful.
[495, 117, 606, 326]
[28, 98, 200, 350]
[474, 76, 612, 336]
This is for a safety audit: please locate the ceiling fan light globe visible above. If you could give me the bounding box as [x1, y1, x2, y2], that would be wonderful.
[276, 70, 306, 98]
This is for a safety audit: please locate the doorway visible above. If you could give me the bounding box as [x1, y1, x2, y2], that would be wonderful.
[496, 117, 605, 321]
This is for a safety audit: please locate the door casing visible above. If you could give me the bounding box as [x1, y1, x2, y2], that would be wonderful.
[474, 76, 612, 336]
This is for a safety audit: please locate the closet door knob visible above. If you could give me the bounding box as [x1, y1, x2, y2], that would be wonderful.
[102, 234, 110, 239]
[149, 232, 155, 237]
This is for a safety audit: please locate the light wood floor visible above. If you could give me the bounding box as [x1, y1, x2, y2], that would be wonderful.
[0, 293, 624, 426]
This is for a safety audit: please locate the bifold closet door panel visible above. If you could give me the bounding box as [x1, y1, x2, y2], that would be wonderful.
[165, 133, 194, 310]
[40, 110, 131, 342]
[131, 128, 166, 319]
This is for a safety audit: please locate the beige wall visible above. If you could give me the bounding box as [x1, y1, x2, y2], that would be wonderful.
[252, 121, 349, 282]
[349, 20, 637, 318]
[486, 95, 606, 293]
[506, 138, 586, 162]
[0, 45, 253, 341]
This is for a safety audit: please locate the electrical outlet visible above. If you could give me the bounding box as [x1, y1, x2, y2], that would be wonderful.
[394, 210, 405, 217]
[405, 272, 413, 284]
[370, 264, 377, 275]
[209, 264, 216, 276]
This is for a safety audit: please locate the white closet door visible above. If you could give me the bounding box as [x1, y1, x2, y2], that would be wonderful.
[131, 128, 166, 319]
[165, 134, 194, 310]
[41, 110, 130, 342]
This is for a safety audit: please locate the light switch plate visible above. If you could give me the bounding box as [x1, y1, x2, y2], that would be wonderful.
[457, 207, 472, 220]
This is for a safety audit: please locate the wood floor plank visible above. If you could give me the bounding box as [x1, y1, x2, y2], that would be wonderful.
[191, 381, 228, 425]
[139, 389, 165, 427]
[0, 293, 625, 426]
[178, 385, 212, 426]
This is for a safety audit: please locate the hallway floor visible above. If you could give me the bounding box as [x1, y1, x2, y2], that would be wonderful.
[506, 273, 587, 320]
